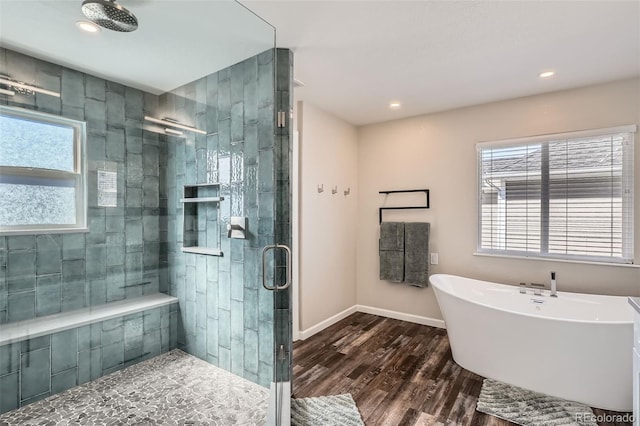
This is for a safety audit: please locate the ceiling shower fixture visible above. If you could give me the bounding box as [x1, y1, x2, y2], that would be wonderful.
[144, 116, 207, 135]
[81, 0, 138, 33]
[0, 76, 60, 97]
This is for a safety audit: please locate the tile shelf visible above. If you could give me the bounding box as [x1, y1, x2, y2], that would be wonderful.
[182, 183, 223, 257]
[179, 197, 224, 203]
[181, 247, 223, 256]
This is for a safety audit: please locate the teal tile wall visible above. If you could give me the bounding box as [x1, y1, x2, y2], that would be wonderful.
[0, 48, 169, 324]
[0, 46, 292, 410]
[0, 49, 173, 414]
[164, 48, 292, 388]
[0, 304, 177, 414]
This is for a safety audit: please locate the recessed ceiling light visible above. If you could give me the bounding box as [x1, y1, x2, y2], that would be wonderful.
[76, 20, 101, 33]
[389, 102, 401, 110]
[539, 71, 555, 78]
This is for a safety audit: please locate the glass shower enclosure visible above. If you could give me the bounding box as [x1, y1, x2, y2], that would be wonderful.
[0, 1, 292, 423]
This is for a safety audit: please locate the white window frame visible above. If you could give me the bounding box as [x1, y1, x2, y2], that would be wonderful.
[477, 125, 635, 265]
[0, 105, 88, 235]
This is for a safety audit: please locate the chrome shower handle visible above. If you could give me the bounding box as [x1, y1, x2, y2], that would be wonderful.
[261, 244, 292, 291]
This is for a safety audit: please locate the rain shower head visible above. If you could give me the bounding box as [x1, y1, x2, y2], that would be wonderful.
[81, 0, 138, 32]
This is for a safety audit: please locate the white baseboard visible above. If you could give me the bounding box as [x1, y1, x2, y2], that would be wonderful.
[297, 304, 445, 340]
[355, 305, 446, 329]
[298, 305, 358, 340]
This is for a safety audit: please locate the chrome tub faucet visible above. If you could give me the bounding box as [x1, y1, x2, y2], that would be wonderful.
[550, 271, 557, 297]
[530, 283, 545, 296]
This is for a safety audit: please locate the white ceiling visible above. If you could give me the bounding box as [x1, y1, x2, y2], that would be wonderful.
[244, 0, 640, 125]
[0, 0, 274, 94]
[1, 1, 638, 125]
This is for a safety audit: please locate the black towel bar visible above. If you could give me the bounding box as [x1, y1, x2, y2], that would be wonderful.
[378, 189, 430, 223]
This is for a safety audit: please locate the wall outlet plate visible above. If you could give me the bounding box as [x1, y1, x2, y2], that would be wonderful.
[430, 253, 439, 265]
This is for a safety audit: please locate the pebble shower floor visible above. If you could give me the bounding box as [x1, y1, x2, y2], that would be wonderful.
[0, 350, 268, 425]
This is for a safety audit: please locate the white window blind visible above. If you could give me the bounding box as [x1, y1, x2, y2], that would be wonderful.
[477, 125, 635, 264]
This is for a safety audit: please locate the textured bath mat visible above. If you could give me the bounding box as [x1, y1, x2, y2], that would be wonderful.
[477, 379, 597, 426]
[291, 393, 365, 426]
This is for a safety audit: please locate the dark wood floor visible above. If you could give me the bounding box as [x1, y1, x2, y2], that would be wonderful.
[292, 312, 632, 426]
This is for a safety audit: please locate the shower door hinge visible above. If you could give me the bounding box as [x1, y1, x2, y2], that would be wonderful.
[277, 111, 286, 128]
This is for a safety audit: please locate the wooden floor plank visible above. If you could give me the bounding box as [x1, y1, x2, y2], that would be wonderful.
[293, 312, 632, 426]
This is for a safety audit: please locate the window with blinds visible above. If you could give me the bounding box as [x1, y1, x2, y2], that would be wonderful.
[477, 125, 635, 264]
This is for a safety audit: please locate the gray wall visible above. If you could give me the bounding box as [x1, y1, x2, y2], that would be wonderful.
[0, 48, 169, 324]
[356, 77, 640, 321]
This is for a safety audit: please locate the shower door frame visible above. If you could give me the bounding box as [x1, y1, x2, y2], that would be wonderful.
[264, 47, 294, 426]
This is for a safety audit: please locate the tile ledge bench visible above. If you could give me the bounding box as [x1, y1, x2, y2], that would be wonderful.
[0, 293, 178, 346]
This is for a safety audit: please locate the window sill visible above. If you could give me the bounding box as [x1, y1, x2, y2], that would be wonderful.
[0, 227, 89, 236]
[473, 252, 640, 268]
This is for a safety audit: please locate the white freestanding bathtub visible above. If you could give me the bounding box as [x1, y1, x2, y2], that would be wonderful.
[429, 274, 633, 412]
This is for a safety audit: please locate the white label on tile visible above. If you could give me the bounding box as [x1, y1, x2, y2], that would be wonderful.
[98, 170, 117, 207]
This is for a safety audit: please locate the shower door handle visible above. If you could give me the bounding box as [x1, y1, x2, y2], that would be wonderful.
[261, 244, 292, 291]
[278, 245, 292, 291]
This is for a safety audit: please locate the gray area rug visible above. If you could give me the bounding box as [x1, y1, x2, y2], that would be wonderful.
[292, 393, 365, 426]
[477, 379, 598, 426]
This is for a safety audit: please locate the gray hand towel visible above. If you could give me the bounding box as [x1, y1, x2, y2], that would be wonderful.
[379, 222, 405, 282]
[379, 222, 404, 251]
[379, 250, 404, 283]
[404, 222, 430, 287]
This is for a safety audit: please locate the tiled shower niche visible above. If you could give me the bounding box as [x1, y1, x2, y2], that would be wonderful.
[181, 183, 223, 256]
